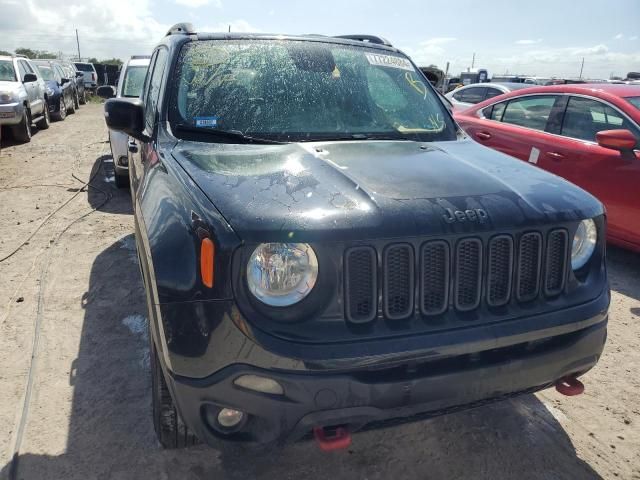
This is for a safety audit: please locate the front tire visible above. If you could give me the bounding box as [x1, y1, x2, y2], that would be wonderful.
[73, 89, 80, 110]
[11, 108, 32, 143]
[36, 103, 50, 130]
[150, 335, 199, 449]
[68, 93, 76, 114]
[53, 97, 67, 121]
[115, 170, 130, 189]
[79, 89, 86, 105]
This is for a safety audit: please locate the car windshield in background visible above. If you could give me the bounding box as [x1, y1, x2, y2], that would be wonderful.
[0, 60, 16, 82]
[74, 63, 94, 72]
[627, 96, 640, 111]
[122, 66, 148, 97]
[37, 66, 55, 81]
[171, 40, 456, 142]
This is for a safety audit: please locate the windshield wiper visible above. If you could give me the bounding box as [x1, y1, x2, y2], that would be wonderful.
[304, 133, 416, 142]
[174, 124, 288, 145]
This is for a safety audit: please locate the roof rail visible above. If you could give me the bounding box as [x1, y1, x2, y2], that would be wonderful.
[131, 55, 152, 59]
[14, 54, 28, 58]
[166, 23, 195, 36]
[334, 35, 393, 47]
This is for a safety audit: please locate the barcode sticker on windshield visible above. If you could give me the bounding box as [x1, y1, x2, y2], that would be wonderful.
[365, 53, 413, 71]
[195, 117, 218, 127]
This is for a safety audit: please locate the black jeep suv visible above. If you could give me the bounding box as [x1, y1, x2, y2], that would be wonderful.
[104, 23, 609, 450]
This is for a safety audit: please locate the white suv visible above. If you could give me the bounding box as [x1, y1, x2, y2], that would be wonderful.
[0, 55, 50, 143]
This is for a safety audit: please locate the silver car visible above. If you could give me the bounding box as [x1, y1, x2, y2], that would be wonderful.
[74, 62, 98, 90]
[98, 56, 150, 188]
[445, 82, 533, 111]
[0, 55, 50, 143]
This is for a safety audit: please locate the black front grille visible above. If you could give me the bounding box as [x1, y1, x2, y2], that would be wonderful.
[487, 235, 514, 307]
[420, 241, 449, 315]
[516, 233, 542, 302]
[454, 238, 482, 311]
[383, 244, 414, 319]
[343, 228, 569, 323]
[544, 230, 568, 296]
[344, 247, 377, 323]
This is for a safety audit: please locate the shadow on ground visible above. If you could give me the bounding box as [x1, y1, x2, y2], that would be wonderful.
[607, 245, 640, 303]
[88, 154, 133, 216]
[0, 161, 606, 479]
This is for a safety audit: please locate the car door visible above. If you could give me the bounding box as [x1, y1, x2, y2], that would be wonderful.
[21, 60, 44, 115]
[54, 65, 70, 107]
[17, 60, 37, 113]
[461, 94, 564, 163]
[537, 95, 640, 247]
[130, 47, 168, 196]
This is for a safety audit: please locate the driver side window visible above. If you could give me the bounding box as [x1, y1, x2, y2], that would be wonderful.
[144, 49, 168, 130]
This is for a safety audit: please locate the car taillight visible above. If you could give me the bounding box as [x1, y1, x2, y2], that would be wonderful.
[91, 73, 95, 81]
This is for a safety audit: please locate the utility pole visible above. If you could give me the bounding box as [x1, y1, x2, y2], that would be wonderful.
[75, 29, 81, 61]
[579, 57, 584, 79]
[228, 24, 231, 32]
[471, 52, 475, 69]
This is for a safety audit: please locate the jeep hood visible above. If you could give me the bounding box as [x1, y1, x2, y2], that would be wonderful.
[173, 138, 603, 242]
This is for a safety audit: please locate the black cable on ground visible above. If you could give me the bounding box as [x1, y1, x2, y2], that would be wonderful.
[8, 154, 112, 480]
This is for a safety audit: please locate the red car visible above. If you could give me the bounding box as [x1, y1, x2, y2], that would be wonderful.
[455, 84, 640, 251]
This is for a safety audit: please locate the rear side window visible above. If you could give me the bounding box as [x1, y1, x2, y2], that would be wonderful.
[453, 87, 486, 104]
[482, 101, 506, 120]
[561, 96, 640, 145]
[485, 88, 504, 100]
[501, 95, 558, 131]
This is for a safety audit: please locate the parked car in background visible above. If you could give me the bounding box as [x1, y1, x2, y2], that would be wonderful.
[104, 25, 609, 450]
[445, 82, 533, 111]
[74, 62, 98, 91]
[32, 60, 76, 121]
[455, 84, 640, 251]
[60, 60, 86, 105]
[0, 54, 49, 142]
[97, 55, 150, 187]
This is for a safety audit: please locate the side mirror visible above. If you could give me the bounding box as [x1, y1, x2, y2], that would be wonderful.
[23, 73, 37, 83]
[104, 98, 147, 141]
[61, 77, 70, 85]
[596, 129, 637, 151]
[76, 71, 84, 78]
[97, 85, 116, 99]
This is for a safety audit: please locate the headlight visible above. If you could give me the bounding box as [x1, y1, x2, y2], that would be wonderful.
[247, 243, 318, 307]
[46, 87, 54, 96]
[571, 219, 597, 270]
[0, 91, 16, 104]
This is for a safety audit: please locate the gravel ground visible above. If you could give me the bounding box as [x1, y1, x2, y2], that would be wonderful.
[0, 104, 639, 480]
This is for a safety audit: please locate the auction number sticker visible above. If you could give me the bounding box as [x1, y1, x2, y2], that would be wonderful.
[195, 117, 218, 127]
[365, 53, 413, 71]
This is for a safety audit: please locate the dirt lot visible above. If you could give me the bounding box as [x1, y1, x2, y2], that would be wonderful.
[0, 103, 639, 480]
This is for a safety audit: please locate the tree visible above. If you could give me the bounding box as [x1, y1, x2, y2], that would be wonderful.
[100, 58, 123, 67]
[87, 57, 99, 64]
[0, 50, 11, 56]
[14, 48, 57, 59]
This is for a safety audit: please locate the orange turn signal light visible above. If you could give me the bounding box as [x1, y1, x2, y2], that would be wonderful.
[200, 238, 215, 288]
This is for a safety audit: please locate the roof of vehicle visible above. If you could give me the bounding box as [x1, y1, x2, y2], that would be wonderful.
[499, 83, 640, 98]
[126, 57, 151, 67]
[0, 55, 12, 61]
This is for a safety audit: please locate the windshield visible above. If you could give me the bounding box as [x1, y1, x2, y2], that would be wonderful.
[74, 63, 94, 72]
[0, 60, 16, 82]
[37, 65, 56, 81]
[122, 66, 148, 97]
[170, 40, 456, 142]
[627, 96, 640, 111]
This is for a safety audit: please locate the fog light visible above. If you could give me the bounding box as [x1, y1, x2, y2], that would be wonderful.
[234, 375, 284, 395]
[217, 408, 245, 428]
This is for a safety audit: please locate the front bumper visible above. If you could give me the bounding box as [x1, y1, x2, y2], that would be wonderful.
[0, 102, 25, 126]
[167, 317, 607, 446]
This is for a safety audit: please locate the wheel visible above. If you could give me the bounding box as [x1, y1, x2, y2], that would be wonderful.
[11, 108, 32, 143]
[53, 97, 67, 121]
[114, 170, 130, 189]
[150, 335, 199, 449]
[73, 90, 80, 110]
[35, 103, 50, 130]
[79, 89, 86, 105]
[68, 93, 76, 114]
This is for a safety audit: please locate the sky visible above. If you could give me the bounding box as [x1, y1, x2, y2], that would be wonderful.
[1, 0, 639, 79]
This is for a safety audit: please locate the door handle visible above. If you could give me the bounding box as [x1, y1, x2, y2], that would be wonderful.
[128, 140, 138, 154]
[546, 152, 564, 161]
[475, 131, 492, 140]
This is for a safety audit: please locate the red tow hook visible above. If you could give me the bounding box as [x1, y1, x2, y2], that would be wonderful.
[555, 376, 585, 396]
[313, 425, 352, 452]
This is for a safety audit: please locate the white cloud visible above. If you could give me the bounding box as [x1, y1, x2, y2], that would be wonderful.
[202, 19, 261, 33]
[630, 36, 638, 41]
[421, 37, 457, 46]
[516, 39, 542, 45]
[614, 33, 624, 40]
[174, 0, 221, 8]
